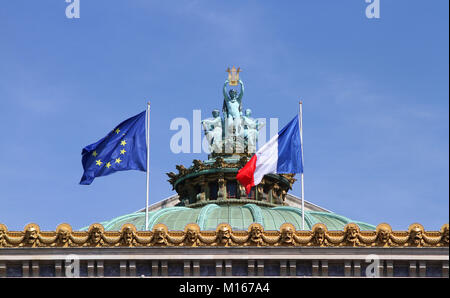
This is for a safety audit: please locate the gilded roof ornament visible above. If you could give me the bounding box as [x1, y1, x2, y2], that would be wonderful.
[0, 222, 447, 248]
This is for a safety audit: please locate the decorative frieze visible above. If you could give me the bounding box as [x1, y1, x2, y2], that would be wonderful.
[0, 222, 447, 248]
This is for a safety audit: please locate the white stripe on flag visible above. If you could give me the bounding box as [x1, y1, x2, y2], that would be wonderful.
[254, 134, 279, 185]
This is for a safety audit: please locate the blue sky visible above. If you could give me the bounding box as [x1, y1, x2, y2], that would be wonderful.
[0, 0, 448, 231]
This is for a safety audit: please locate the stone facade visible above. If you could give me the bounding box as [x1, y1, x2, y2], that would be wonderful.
[0, 247, 448, 277]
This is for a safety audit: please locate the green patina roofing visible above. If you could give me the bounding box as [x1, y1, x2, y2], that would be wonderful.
[82, 204, 375, 231]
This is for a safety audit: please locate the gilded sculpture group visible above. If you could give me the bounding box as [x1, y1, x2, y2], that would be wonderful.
[0, 222, 448, 248]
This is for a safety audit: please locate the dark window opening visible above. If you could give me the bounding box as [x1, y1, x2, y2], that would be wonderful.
[39, 263, 55, 277]
[209, 182, 218, 200]
[168, 262, 184, 276]
[6, 264, 22, 277]
[264, 261, 280, 276]
[328, 263, 344, 276]
[296, 262, 312, 276]
[200, 263, 216, 276]
[104, 262, 120, 277]
[227, 181, 237, 198]
[232, 261, 248, 276]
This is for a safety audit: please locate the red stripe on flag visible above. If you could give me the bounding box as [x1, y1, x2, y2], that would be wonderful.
[236, 155, 257, 195]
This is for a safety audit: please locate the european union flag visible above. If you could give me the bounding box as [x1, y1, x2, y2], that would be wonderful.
[80, 111, 147, 185]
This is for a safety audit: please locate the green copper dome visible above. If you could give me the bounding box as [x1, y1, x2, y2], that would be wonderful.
[89, 203, 375, 231]
[84, 78, 378, 232]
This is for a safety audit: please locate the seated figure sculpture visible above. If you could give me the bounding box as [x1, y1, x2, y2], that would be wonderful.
[241, 108, 265, 153]
[201, 109, 223, 153]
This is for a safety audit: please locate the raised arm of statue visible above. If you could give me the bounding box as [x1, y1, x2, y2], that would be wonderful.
[237, 79, 244, 102]
[222, 80, 230, 116]
[223, 80, 230, 101]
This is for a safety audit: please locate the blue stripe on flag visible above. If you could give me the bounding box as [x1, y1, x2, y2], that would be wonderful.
[276, 115, 303, 173]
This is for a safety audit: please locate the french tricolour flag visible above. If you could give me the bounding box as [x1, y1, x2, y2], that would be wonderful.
[237, 115, 303, 194]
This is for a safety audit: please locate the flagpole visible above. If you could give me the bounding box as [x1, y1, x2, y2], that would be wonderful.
[299, 101, 305, 230]
[145, 102, 151, 231]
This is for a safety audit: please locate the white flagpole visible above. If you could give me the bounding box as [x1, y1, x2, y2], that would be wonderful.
[299, 101, 305, 230]
[145, 101, 151, 231]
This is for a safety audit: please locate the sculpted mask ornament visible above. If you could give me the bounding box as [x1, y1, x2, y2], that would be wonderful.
[120, 224, 136, 246]
[344, 223, 361, 246]
[0, 222, 448, 248]
[216, 224, 232, 246]
[408, 223, 425, 247]
[248, 224, 264, 246]
[279, 223, 295, 245]
[311, 224, 328, 246]
[0, 224, 8, 247]
[184, 224, 201, 246]
[22, 224, 41, 247]
[56, 223, 72, 246]
[152, 224, 168, 245]
[87, 224, 104, 246]
[375, 223, 392, 246]
[440, 224, 449, 246]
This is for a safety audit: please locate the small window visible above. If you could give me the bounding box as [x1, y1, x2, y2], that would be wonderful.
[426, 262, 442, 277]
[227, 181, 237, 198]
[6, 264, 22, 277]
[296, 262, 312, 276]
[168, 262, 184, 276]
[136, 262, 151, 276]
[39, 263, 55, 277]
[264, 261, 280, 276]
[393, 263, 409, 277]
[328, 263, 344, 276]
[200, 263, 216, 276]
[232, 261, 248, 276]
[104, 262, 120, 277]
[209, 182, 218, 200]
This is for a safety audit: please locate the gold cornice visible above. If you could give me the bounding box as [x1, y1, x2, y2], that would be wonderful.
[0, 222, 447, 248]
